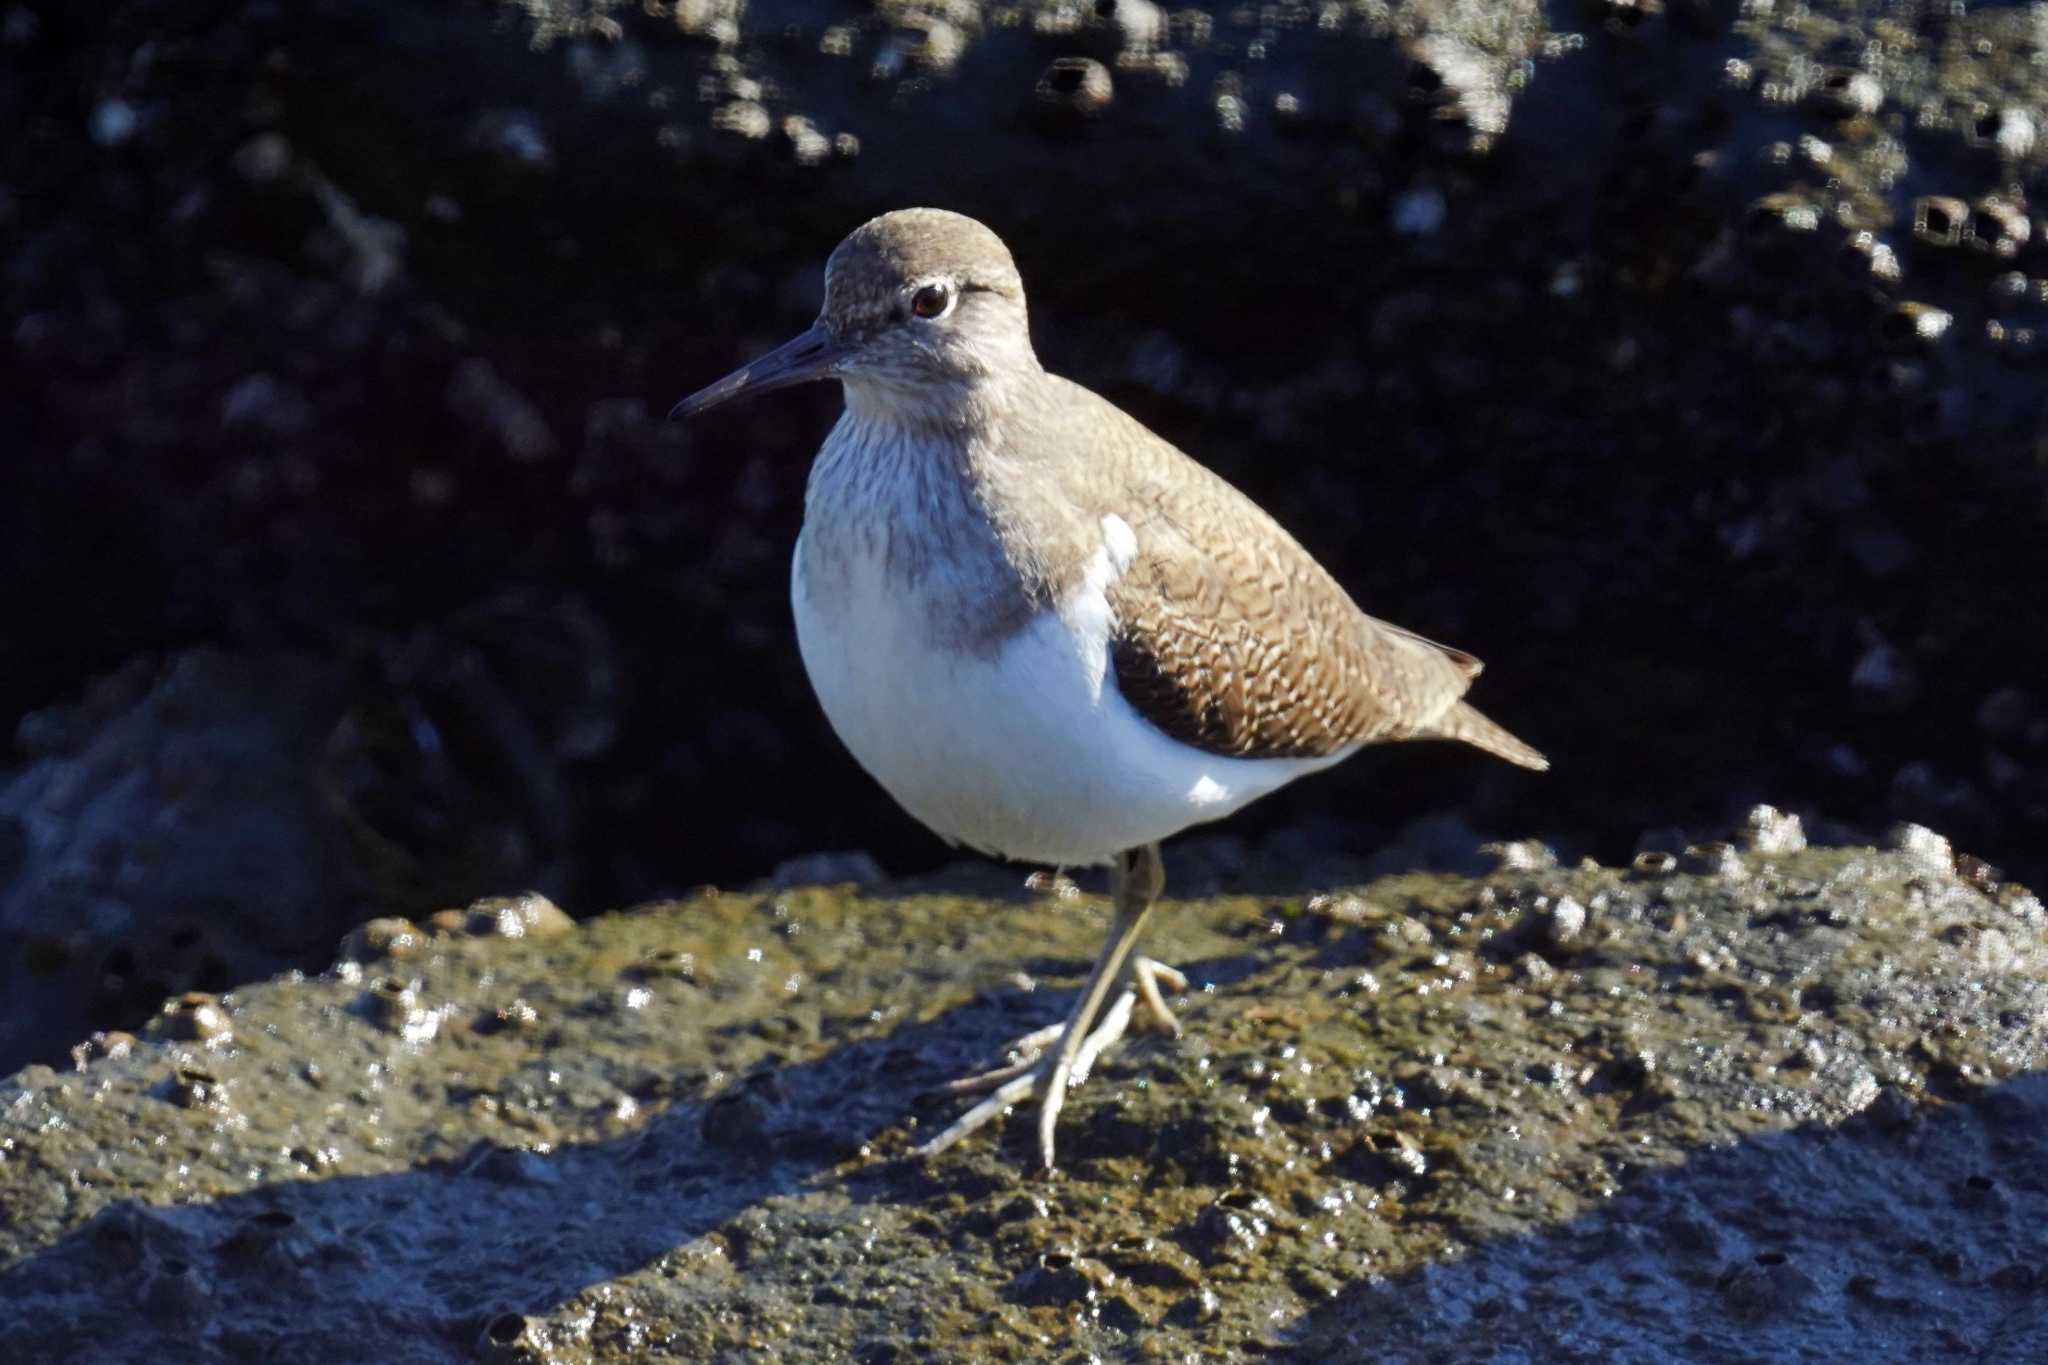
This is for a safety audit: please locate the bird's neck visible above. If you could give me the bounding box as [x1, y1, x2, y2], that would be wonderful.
[817, 374, 1030, 559]
[839, 359, 1039, 441]
[806, 380, 1051, 656]
[815, 365, 1103, 636]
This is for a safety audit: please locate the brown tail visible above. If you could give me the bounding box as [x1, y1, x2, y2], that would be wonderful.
[1435, 701, 1549, 771]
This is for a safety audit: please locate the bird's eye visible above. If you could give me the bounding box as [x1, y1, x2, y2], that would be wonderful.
[910, 283, 953, 320]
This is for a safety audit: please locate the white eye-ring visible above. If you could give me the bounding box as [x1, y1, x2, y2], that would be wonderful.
[909, 281, 955, 320]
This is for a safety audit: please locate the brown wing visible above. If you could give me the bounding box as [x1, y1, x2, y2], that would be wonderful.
[1104, 473, 1477, 762]
[985, 373, 1530, 766]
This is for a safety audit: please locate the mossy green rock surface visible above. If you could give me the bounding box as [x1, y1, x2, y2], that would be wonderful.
[3, 838, 2046, 1361]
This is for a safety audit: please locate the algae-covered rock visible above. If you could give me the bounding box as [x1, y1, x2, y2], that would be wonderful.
[2, 835, 2044, 1361]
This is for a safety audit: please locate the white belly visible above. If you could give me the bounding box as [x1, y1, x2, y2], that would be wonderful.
[790, 519, 1348, 867]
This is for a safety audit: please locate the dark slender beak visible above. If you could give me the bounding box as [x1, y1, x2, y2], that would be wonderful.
[668, 322, 845, 420]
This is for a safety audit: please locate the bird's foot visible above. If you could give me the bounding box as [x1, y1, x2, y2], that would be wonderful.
[1129, 955, 1188, 1038]
[915, 957, 1186, 1169]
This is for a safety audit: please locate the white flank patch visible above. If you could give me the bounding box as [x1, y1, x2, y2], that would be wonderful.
[1101, 512, 1137, 572]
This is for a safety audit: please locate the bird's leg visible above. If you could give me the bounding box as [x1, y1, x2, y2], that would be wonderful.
[916, 843, 1169, 1170]
[1033, 842, 1165, 1167]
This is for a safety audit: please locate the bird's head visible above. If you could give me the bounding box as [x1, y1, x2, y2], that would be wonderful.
[671, 208, 1037, 422]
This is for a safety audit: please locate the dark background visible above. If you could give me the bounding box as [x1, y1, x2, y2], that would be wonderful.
[3, 0, 2045, 1070]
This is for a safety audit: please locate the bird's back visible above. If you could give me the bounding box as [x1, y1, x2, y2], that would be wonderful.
[982, 372, 1547, 771]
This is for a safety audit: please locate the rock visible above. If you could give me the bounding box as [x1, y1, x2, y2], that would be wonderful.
[1391, 185, 1448, 237]
[88, 98, 138, 147]
[446, 359, 557, 461]
[1631, 851, 1678, 878]
[1482, 838, 1558, 872]
[1977, 689, 2035, 740]
[1542, 894, 1588, 946]
[458, 892, 575, 941]
[1807, 69, 1883, 119]
[69, 1030, 135, 1070]
[1987, 107, 2034, 160]
[1034, 57, 1114, 122]
[1885, 822, 1953, 875]
[307, 179, 405, 293]
[230, 132, 292, 182]
[1912, 195, 1970, 250]
[2, 8, 40, 45]
[1102, 0, 1164, 52]
[1681, 842, 1745, 878]
[465, 108, 552, 167]
[1850, 636, 1917, 709]
[0, 651, 362, 1075]
[336, 917, 428, 964]
[219, 373, 313, 435]
[151, 992, 232, 1047]
[1737, 805, 1806, 855]
[765, 851, 885, 890]
[711, 98, 772, 141]
[2, 842, 2042, 1360]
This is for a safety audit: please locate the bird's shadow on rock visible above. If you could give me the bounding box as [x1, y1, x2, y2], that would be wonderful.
[13, 972, 2040, 1363]
[0, 952, 1249, 1363]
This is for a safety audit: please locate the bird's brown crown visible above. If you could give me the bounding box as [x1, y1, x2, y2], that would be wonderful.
[822, 208, 1026, 334]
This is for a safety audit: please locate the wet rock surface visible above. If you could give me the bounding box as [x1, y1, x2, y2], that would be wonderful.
[5, 0, 2048, 1074]
[3, 836, 2044, 1361]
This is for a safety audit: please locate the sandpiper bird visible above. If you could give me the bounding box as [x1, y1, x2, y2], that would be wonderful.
[673, 208, 1547, 1170]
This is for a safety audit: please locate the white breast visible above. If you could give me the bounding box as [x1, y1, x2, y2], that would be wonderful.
[791, 510, 1348, 867]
